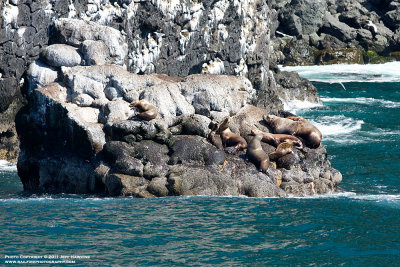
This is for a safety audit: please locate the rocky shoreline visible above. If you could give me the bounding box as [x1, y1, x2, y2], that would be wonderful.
[4, 0, 396, 197]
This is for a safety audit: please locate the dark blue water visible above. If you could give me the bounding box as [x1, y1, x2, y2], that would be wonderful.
[1, 78, 399, 265]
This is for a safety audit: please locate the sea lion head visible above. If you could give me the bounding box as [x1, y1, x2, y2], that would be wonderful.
[217, 117, 230, 133]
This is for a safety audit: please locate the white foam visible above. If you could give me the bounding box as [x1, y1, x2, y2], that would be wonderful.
[280, 62, 400, 83]
[322, 97, 400, 108]
[0, 160, 17, 172]
[282, 99, 322, 113]
[309, 115, 363, 137]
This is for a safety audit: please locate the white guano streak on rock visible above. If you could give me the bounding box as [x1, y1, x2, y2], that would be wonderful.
[68, 0, 77, 18]
[203, 0, 229, 48]
[178, 2, 204, 54]
[129, 34, 163, 73]
[2, 2, 19, 29]
[152, 0, 182, 19]
[201, 58, 225, 74]
[94, 4, 123, 25]
[234, 58, 248, 76]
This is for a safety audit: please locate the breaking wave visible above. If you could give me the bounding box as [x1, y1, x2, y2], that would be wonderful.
[0, 160, 17, 172]
[282, 99, 323, 113]
[309, 115, 364, 137]
[321, 97, 400, 108]
[280, 62, 400, 83]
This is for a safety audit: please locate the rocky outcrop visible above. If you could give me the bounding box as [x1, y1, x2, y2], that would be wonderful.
[17, 70, 341, 197]
[271, 0, 400, 66]
[16, 26, 341, 197]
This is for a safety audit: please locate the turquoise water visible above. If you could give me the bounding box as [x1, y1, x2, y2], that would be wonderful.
[1, 66, 400, 265]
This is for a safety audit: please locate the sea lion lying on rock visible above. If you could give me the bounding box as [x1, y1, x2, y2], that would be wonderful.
[263, 115, 322, 148]
[129, 99, 158, 121]
[251, 128, 303, 150]
[246, 134, 270, 173]
[268, 140, 295, 162]
[217, 117, 247, 154]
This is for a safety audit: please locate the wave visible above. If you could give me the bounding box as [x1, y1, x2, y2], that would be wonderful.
[280, 62, 400, 83]
[309, 115, 364, 137]
[0, 160, 17, 172]
[282, 99, 323, 113]
[296, 192, 400, 206]
[321, 97, 400, 108]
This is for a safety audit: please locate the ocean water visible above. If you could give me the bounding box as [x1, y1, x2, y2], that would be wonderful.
[1, 63, 400, 265]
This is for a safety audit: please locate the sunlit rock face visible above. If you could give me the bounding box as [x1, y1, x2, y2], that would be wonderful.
[0, 0, 279, 162]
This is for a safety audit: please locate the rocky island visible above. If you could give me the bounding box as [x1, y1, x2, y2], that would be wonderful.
[12, 0, 400, 197]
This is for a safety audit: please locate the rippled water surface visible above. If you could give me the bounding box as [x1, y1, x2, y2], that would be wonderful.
[1, 64, 400, 265]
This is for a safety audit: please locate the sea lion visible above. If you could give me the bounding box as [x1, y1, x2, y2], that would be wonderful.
[268, 140, 294, 162]
[246, 134, 270, 172]
[263, 115, 322, 148]
[217, 117, 247, 154]
[251, 128, 303, 150]
[286, 116, 308, 123]
[129, 99, 158, 121]
[208, 130, 224, 150]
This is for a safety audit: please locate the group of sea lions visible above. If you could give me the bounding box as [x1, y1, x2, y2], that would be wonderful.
[209, 114, 322, 175]
[129, 99, 322, 178]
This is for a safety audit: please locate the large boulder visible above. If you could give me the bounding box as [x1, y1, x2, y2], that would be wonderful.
[50, 18, 128, 67]
[278, 0, 327, 36]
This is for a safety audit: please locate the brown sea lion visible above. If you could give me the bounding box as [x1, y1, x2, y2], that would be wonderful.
[246, 134, 270, 172]
[129, 99, 158, 121]
[217, 117, 247, 154]
[286, 116, 308, 123]
[251, 128, 304, 150]
[268, 140, 294, 162]
[208, 130, 224, 150]
[263, 115, 322, 148]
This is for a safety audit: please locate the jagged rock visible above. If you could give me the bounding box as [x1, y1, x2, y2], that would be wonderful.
[278, 0, 327, 36]
[103, 141, 144, 177]
[72, 93, 94, 107]
[180, 74, 256, 117]
[385, 8, 400, 30]
[282, 37, 316, 66]
[147, 177, 169, 197]
[167, 165, 239, 196]
[40, 44, 82, 67]
[273, 70, 320, 107]
[322, 12, 358, 42]
[50, 18, 128, 67]
[318, 34, 348, 50]
[315, 48, 364, 65]
[104, 86, 121, 101]
[102, 99, 134, 124]
[80, 40, 109, 66]
[106, 119, 171, 144]
[105, 173, 151, 197]
[169, 114, 211, 137]
[27, 60, 58, 93]
[359, 34, 389, 53]
[168, 135, 225, 166]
